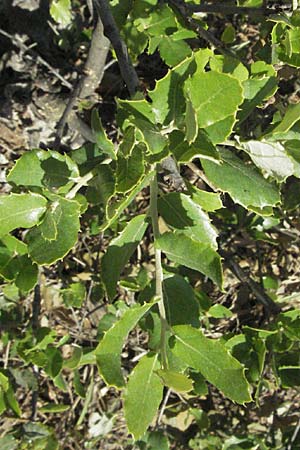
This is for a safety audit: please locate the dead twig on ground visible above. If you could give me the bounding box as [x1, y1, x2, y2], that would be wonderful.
[0, 28, 72, 90]
[221, 250, 281, 316]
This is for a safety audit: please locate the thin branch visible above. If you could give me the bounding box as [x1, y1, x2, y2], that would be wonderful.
[168, 0, 239, 59]
[287, 415, 300, 450]
[157, 388, 171, 425]
[187, 4, 274, 17]
[93, 0, 140, 95]
[66, 171, 95, 199]
[220, 250, 281, 316]
[150, 171, 168, 369]
[31, 270, 42, 421]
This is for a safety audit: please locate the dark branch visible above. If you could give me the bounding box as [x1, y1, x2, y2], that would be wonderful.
[221, 251, 281, 316]
[93, 0, 140, 96]
[187, 4, 274, 17]
[168, 0, 239, 59]
[54, 17, 110, 148]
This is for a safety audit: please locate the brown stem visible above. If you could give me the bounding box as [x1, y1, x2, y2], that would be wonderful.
[54, 17, 110, 148]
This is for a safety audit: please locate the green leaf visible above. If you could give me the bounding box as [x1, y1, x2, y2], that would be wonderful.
[0, 247, 19, 281]
[163, 275, 200, 327]
[116, 145, 145, 193]
[271, 102, 300, 134]
[0, 391, 6, 415]
[149, 55, 195, 126]
[63, 346, 82, 370]
[210, 54, 248, 82]
[156, 369, 193, 393]
[91, 109, 116, 160]
[118, 98, 155, 125]
[40, 403, 70, 413]
[40, 207, 58, 241]
[221, 24, 236, 44]
[5, 386, 21, 416]
[62, 283, 85, 308]
[0, 371, 9, 391]
[15, 255, 38, 292]
[124, 353, 163, 440]
[95, 302, 156, 388]
[185, 95, 198, 144]
[119, 126, 136, 156]
[185, 70, 243, 129]
[135, 4, 177, 36]
[170, 130, 220, 163]
[44, 347, 63, 379]
[0, 435, 18, 450]
[86, 164, 115, 206]
[26, 196, 81, 265]
[240, 140, 295, 181]
[202, 148, 281, 212]
[0, 193, 47, 238]
[286, 27, 300, 54]
[0, 235, 27, 255]
[135, 119, 167, 154]
[146, 431, 170, 450]
[50, 0, 72, 26]
[170, 325, 252, 404]
[158, 193, 218, 249]
[186, 183, 223, 212]
[7, 149, 79, 193]
[73, 369, 86, 398]
[208, 304, 233, 319]
[102, 171, 154, 231]
[139, 274, 200, 327]
[239, 76, 277, 124]
[102, 214, 148, 300]
[156, 232, 223, 288]
[159, 36, 192, 66]
[205, 114, 236, 144]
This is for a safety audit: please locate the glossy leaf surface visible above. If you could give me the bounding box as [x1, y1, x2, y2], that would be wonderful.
[26, 196, 81, 265]
[171, 325, 252, 404]
[185, 70, 243, 128]
[156, 232, 223, 288]
[156, 369, 193, 393]
[0, 194, 47, 238]
[202, 149, 281, 212]
[158, 193, 218, 249]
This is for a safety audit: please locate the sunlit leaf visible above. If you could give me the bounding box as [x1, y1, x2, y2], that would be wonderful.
[27, 196, 81, 265]
[0, 193, 47, 238]
[158, 193, 218, 249]
[170, 325, 252, 404]
[156, 232, 223, 288]
[202, 148, 281, 212]
[156, 369, 193, 393]
[185, 70, 243, 128]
